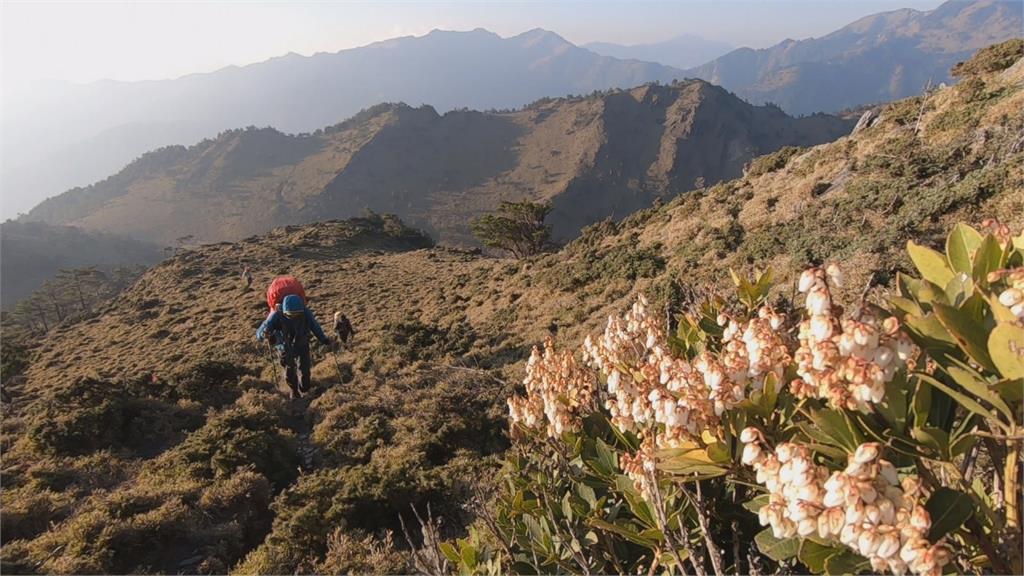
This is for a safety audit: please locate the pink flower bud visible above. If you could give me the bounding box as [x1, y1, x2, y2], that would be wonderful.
[798, 269, 817, 293]
[853, 443, 881, 464]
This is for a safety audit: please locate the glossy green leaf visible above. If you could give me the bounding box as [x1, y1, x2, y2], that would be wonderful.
[903, 312, 957, 348]
[972, 234, 1005, 286]
[824, 550, 870, 575]
[595, 438, 619, 475]
[946, 362, 1013, 421]
[925, 487, 974, 542]
[946, 223, 982, 274]
[575, 483, 596, 511]
[460, 541, 478, 568]
[944, 273, 974, 306]
[993, 378, 1024, 403]
[932, 302, 997, 372]
[742, 494, 770, 514]
[807, 408, 863, 453]
[911, 425, 949, 458]
[989, 322, 1024, 380]
[896, 272, 922, 301]
[589, 518, 658, 549]
[917, 373, 1010, 433]
[754, 528, 799, 562]
[561, 492, 574, 522]
[800, 541, 846, 573]
[908, 241, 955, 287]
[440, 542, 461, 565]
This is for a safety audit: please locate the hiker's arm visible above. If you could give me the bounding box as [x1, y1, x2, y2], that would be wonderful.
[256, 312, 279, 341]
[307, 310, 331, 345]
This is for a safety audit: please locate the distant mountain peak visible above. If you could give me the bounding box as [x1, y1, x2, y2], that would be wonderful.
[685, 0, 1023, 115]
[513, 28, 572, 48]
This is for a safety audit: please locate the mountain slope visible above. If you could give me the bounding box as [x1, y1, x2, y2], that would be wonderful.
[687, 0, 1023, 115]
[0, 221, 164, 309]
[2, 28, 687, 218]
[2, 42, 1021, 575]
[585, 34, 735, 69]
[21, 80, 853, 246]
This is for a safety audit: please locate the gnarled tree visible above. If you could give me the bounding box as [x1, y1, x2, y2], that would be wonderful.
[471, 201, 552, 259]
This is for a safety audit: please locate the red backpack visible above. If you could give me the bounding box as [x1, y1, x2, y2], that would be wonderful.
[266, 276, 307, 313]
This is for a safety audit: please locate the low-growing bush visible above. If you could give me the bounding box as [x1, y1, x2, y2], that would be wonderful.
[745, 146, 804, 177]
[445, 220, 1024, 576]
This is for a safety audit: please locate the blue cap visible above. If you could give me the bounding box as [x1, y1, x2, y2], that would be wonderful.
[282, 294, 305, 315]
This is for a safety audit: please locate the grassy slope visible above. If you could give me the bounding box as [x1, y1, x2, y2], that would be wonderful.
[1, 45, 1021, 574]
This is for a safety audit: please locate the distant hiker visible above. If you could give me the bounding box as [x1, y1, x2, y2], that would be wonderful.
[333, 311, 356, 345]
[256, 294, 335, 399]
[241, 266, 253, 290]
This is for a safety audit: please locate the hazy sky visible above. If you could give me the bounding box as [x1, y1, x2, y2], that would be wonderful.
[2, 0, 947, 97]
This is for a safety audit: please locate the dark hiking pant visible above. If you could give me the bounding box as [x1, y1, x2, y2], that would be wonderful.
[278, 347, 311, 394]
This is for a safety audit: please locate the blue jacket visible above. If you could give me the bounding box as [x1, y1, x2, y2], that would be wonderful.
[256, 309, 330, 353]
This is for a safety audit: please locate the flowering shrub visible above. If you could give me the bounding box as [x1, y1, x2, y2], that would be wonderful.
[447, 221, 1023, 575]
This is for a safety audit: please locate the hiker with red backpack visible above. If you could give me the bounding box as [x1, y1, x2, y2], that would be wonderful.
[257, 276, 335, 398]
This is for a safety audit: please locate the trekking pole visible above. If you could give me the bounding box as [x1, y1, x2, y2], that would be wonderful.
[329, 345, 347, 385]
[264, 341, 280, 386]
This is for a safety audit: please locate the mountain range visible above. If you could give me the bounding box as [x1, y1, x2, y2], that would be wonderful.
[5, 0, 1020, 219]
[1, 28, 683, 218]
[686, 0, 1023, 114]
[0, 221, 163, 309]
[584, 34, 734, 69]
[19, 80, 852, 246]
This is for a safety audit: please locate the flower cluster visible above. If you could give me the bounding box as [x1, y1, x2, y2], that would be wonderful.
[717, 306, 791, 410]
[620, 436, 659, 501]
[508, 338, 596, 438]
[742, 430, 949, 576]
[582, 295, 717, 445]
[791, 265, 917, 411]
[991, 267, 1024, 320]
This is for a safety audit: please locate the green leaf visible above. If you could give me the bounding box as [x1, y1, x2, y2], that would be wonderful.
[889, 295, 923, 316]
[908, 241, 955, 287]
[754, 528, 799, 562]
[807, 408, 863, 453]
[589, 518, 658, 549]
[460, 542, 477, 569]
[946, 223, 982, 274]
[440, 542, 461, 565]
[917, 373, 1010, 433]
[595, 438, 618, 475]
[993, 378, 1024, 403]
[932, 302, 997, 372]
[800, 541, 845, 573]
[561, 492, 574, 522]
[912, 377, 931, 427]
[911, 425, 949, 458]
[946, 362, 1014, 421]
[742, 494, 770, 514]
[925, 487, 974, 542]
[944, 273, 974, 306]
[989, 322, 1024, 380]
[575, 483, 597, 511]
[824, 550, 870, 575]
[896, 272, 922, 301]
[875, 371, 909, 433]
[903, 312, 957, 348]
[972, 234, 1005, 286]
